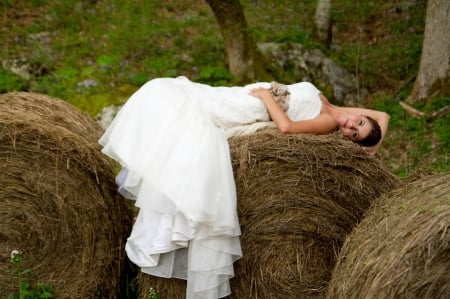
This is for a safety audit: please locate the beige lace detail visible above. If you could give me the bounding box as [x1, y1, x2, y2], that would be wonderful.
[269, 81, 290, 112]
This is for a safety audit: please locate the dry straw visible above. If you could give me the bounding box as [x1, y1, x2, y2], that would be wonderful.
[0, 92, 132, 298]
[139, 128, 398, 298]
[327, 172, 450, 299]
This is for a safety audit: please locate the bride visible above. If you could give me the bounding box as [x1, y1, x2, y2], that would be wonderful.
[98, 76, 389, 299]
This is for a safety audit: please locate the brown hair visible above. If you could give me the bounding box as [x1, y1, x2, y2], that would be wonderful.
[358, 116, 381, 147]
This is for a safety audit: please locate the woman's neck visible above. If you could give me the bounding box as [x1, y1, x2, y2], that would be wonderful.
[324, 102, 346, 124]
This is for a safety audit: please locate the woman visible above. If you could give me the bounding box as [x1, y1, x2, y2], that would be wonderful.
[99, 76, 389, 299]
[249, 85, 389, 156]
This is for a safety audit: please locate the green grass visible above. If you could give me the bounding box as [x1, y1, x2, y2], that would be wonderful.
[372, 95, 449, 177]
[0, 0, 447, 177]
[7, 251, 54, 299]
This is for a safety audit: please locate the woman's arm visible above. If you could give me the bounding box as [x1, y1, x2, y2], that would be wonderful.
[249, 87, 336, 134]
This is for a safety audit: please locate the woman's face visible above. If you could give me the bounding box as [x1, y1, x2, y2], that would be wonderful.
[338, 114, 372, 142]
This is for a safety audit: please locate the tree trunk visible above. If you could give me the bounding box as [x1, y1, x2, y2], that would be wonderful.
[314, 0, 332, 46]
[406, 0, 450, 104]
[205, 0, 271, 83]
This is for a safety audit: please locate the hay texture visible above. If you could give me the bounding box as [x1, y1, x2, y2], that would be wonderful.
[0, 92, 132, 298]
[326, 172, 450, 299]
[138, 129, 398, 299]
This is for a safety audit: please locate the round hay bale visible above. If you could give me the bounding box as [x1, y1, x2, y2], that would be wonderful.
[0, 92, 132, 298]
[326, 172, 450, 299]
[138, 129, 398, 299]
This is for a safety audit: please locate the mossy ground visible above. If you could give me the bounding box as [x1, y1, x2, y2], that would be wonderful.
[0, 0, 447, 177]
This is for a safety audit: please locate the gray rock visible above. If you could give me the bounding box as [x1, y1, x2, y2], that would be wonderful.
[96, 104, 122, 129]
[258, 42, 368, 105]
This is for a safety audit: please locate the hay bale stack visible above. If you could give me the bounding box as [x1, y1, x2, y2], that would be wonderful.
[138, 129, 398, 299]
[0, 92, 132, 298]
[326, 173, 450, 299]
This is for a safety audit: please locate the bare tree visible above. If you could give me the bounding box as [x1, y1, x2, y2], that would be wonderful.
[314, 0, 332, 45]
[205, 0, 271, 83]
[406, 0, 449, 104]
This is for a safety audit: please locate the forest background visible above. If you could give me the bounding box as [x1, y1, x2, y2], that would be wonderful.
[0, 0, 448, 178]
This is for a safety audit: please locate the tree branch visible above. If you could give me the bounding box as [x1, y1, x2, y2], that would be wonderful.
[399, 101, 425, 117]
[429, 105, 450, 121]
[399, 101, 450, 121]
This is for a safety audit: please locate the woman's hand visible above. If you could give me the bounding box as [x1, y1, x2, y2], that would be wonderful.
[249, 87, 271, 101]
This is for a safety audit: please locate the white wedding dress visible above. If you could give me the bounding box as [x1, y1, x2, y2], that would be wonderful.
[98, 76, 322, 299]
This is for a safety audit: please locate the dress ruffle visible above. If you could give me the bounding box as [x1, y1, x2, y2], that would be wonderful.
[99, 77, 243, 298]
